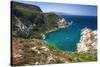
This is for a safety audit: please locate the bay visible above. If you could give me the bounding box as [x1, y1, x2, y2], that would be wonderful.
[44, 15, 97, 51]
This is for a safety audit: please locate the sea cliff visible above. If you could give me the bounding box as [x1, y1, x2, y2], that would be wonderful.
[11, 1, 70, 39]
[77, 28, 97, 52]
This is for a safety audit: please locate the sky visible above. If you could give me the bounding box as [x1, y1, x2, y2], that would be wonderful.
[13, 0, 97, 16]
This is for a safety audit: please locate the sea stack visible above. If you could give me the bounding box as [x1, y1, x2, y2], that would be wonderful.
[57, 18, 67, 28]
[77, 28, 97, 52]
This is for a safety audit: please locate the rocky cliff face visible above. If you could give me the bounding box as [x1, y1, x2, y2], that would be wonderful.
[11, 1, 45, 38]
[11, 1, 68, 38]
[77, 28, 97, 52]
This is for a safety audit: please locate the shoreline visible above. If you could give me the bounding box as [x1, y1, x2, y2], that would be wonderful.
[40, 39, 77, 52]
[42, 21, 73, 40]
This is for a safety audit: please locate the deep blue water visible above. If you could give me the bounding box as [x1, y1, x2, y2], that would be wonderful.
[45, 15, 97, 51]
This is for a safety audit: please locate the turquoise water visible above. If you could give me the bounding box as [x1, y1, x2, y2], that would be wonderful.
[44, 15, 97, 51]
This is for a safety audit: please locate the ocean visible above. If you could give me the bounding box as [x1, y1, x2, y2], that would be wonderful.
[44, 15, 97, 51]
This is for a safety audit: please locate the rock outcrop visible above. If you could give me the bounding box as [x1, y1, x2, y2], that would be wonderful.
[12, 38, 71, 66]
[57, 18, 72, 28]
[11, 1, 45, 38]
[77, 28, 97, 52]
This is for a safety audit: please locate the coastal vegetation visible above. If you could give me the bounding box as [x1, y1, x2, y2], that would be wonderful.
[12, 38, 97, 66]
[11, 1, 97, 66]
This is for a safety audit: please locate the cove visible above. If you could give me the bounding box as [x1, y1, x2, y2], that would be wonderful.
[44, 15, 97, 51]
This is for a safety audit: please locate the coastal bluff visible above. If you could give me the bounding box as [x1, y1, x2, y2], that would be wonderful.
[11, 1, 69, 39]
[77, 28, 97, 52]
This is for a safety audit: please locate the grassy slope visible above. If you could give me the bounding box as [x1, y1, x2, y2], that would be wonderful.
[12, 38, 97, 66]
